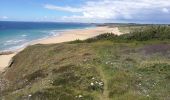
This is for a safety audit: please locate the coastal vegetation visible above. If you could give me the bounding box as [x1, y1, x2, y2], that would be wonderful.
[0, 25, 170, 100]
[78, 25, 170, 42]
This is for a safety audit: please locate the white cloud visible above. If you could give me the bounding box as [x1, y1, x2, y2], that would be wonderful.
[44, 0, 170, 22]
[162, 8, 169, 13]
[44, 4, 82, 12]
[44, 16, 47, 18]
[0, 16, 8, 19]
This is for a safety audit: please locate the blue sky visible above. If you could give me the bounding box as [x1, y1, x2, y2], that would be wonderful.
[0, 0, 170, 23]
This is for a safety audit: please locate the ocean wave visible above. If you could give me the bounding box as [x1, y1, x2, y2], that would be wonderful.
[49, 32, 58, 37]
[5, 43, 29, 52]
[21, 34, 27, 37]
[4, 39, 26, 46]
[48, 30, 60, 37]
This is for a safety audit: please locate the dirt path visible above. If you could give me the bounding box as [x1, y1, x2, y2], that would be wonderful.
[97, 66, 110, 100]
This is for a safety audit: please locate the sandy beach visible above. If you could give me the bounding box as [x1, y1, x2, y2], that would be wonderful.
[35, 26, 123, 44]
[0, 26, 123, 72]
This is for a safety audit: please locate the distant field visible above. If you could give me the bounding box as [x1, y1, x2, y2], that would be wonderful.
[118, 24, 170, 34]
[0, 25, 170, 100]
[118, 26, 145, 33]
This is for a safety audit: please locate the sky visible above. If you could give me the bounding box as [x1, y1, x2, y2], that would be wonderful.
[0, 0, 170, 23]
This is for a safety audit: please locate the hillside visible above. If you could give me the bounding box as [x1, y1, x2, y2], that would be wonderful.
[0, 26, 170, 100]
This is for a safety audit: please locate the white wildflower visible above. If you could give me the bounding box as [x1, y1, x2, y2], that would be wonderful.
[99, 82, 103, 86]
[79, 95, 83, 98]
[95, 81, 98, 84]
[91, 82, 94, 86]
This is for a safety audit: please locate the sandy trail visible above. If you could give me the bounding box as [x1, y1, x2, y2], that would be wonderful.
[0, 27, 124, 72]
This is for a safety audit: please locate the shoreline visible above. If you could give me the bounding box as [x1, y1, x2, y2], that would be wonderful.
[0, 26, 124, 72]
[34, 26, 123, 44]
[0, 26, 95, 53]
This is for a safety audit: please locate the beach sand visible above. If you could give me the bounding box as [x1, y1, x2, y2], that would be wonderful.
[35, 26, 123, 44]
[0, 53, 16, 72]
[0, 26, 123, 72]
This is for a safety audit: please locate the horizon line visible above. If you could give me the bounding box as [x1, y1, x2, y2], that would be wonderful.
[0, 20, 170, 25]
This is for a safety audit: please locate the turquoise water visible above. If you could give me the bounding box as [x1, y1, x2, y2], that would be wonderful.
[0, 21, 95, 51]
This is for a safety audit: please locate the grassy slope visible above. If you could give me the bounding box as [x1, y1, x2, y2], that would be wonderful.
[0, 26, 170, 100]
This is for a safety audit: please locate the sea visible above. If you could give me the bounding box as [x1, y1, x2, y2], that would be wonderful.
[0, 21, 95, 52]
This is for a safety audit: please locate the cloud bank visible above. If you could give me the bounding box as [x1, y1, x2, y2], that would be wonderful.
[0, 16, 8, 19]
[44, 0, 170, 23]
